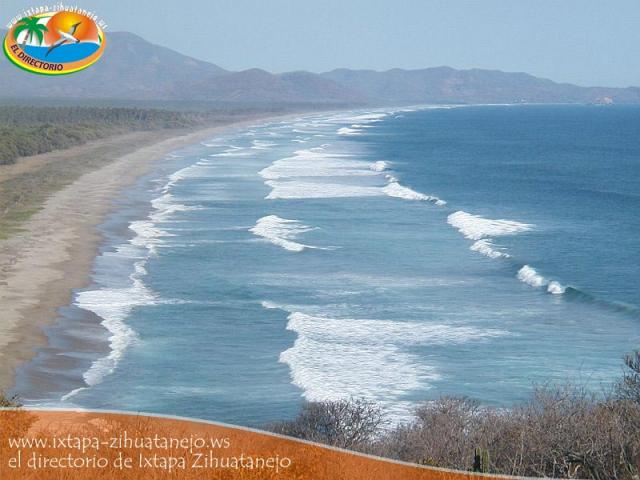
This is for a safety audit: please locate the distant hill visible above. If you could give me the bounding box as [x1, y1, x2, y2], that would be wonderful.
[0, 32, 228, 100]
[321, 67, 640, 105]
[173, 69, 365, 103]
[0, 30, 638, 105]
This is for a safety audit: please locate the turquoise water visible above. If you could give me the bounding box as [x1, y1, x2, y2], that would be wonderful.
[15, 105, 640, 426]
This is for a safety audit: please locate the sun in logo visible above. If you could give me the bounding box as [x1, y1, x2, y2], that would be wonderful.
[43, 11, 100, 51]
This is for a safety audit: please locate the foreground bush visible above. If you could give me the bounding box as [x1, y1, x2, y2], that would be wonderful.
[375, 388, 640, 479]
[272, 352, 640, 479]
[0, 392, 21, 407]
[269, 398, 385, 449]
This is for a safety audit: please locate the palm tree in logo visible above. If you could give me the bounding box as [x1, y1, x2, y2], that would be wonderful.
[14, 16, 48, 47]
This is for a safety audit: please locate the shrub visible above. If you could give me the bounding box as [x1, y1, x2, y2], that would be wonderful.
[271, 354, 640, 479]
[269, 398, 385, 450]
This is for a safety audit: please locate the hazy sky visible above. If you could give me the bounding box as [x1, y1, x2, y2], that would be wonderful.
[3, 0, 639, 87]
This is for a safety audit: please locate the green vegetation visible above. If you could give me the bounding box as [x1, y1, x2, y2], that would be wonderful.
[270, 351, 640, 479]
[0, 106, 217, 166]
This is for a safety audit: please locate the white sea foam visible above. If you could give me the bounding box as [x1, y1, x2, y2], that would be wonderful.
[327, 111, 390, 135]
[250, 215, 316, 252]
[517, 265, 566, 294]
[210, 146, 251, 157]
[337, 127, 362, 136]
[261, 300, 282, 309]
[448, 211, 533, 241]
[162, 165, 194, 192]
[448, 211, 533, 260]
[278, 311, 507, 422]
[447, 211, 566, 295]
[335, 112, 388, 123]
[517, 265, 547, 288]
[261, 149, 444, 203]
[64, 260, 154, 401]
[265, 181, 382, 199]
[150, 193, 202, 222]
[370, 161, 389, 172]
[265, 178, 446, 203]
[259, 149, 377, 180]
[547, 281, 566, 295]
[383, 181, 447, 205]
[251, 140, 276, 150]
[470, 239, 509, 259]
[128, 220, 172, 255]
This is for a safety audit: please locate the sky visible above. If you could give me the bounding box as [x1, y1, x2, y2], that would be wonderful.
[2, 0, 639, 87]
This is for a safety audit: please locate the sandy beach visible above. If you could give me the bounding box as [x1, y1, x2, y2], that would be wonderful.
[0, 114, 288, 390]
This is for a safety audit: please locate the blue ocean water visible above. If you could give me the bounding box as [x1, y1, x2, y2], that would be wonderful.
[14, 105, 640, 426]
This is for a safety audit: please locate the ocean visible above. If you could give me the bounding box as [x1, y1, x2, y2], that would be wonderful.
[14, 105, 640, 426]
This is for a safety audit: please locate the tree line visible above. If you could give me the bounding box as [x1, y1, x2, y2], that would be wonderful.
[0, 106, 214, 166]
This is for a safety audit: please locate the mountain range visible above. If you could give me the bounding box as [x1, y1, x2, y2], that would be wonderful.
[1, 31, 638, 105]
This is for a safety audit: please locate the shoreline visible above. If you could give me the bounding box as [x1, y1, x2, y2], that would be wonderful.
[0, 113, 297, 391]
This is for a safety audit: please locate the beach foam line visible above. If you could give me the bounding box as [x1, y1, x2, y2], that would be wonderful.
[128, 220, 172, 256]
[250, 215, 318, 252]
[63, 178, 202, 400]
[64, 260, 153, 401]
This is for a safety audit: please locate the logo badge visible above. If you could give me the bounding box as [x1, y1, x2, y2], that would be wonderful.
[4, 9, 105, 75]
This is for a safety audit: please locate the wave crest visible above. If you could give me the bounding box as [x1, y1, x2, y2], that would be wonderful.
[517, 265, 566, 294]
[250, 215, 317, 252]
[383, 181, 446, 205]
[448, 211, 533, 240]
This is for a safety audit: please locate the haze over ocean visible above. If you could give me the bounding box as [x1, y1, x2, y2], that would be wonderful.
[14, 105, 640, 425]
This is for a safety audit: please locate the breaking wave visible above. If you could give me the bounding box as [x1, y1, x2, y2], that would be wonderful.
[517, 265, 566, 295]
[383, 181, 446, 205]
[275, 308, 508, 423]
[250, 215, 321, 252]
[448, 211, 533, 260]
[448, 211, 533, 240]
